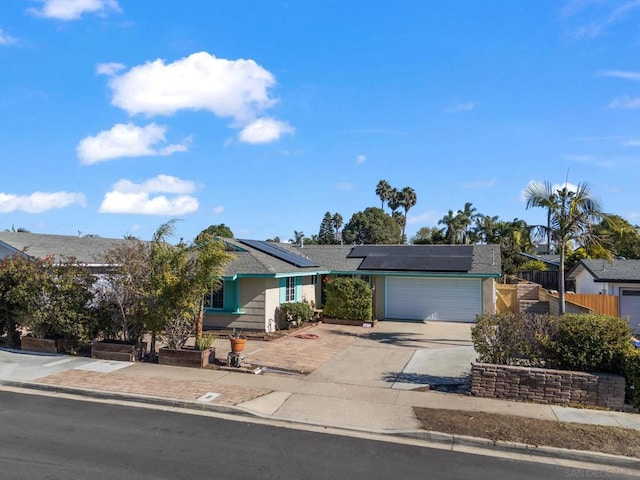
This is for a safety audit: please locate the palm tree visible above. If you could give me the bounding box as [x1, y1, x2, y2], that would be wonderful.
[525, 181, 608, 314]
[290, 230, 305, 246]
[375, 180, 392, 210]
[399, 187, 417, 243]
[457, 202, 479, 244]
[438, 210, 462, 244]
[387, 187, 401, 214]
[331, 213, 343, 243]
[524, 181, 556, 253]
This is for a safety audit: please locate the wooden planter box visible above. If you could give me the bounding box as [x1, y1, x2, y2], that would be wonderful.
[21, 336, 65, 354]
[91, 341, 147, 362]
[158, 347, 215, 368]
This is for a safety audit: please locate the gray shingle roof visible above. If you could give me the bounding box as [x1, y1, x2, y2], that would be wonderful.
[570, 259, 640, 282]
[0, 232, 129, 264]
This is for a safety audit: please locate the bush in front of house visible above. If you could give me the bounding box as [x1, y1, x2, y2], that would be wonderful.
[323, 278, 372, 321]
[622, 347, 640, 408]
[277, 301, 315, 329]
[471, 312, 555, 366]
[545, 314, 632, 374]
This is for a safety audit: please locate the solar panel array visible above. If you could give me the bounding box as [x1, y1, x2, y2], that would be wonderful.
[349, 245, 473, 272]
[237, 239, 320, 268]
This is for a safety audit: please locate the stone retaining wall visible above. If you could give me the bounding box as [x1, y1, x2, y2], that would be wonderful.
[471, 362, 625, 409]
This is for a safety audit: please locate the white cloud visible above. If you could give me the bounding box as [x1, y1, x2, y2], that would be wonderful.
[99, 175, 199, 215]
[445, 102, 477, 113]
[356, 154, 366, 165]
[77, 123, 189, 164]
[28, 0, 121, 20]
[608, 96, 640, 109]
[334, 182, 354, 191]
[564, 1, 640, 38]
[238, 118, 294, 144]
[96, 62, 125, 76]
[406, 211, 437, 225]
[0, 191, 85, 213]
[112, 175, 198, 194]
[212, 205, 224, 214]
[463, 179, 496, 189]
[105, 51, 277, 120]
[600, 70, 640, 81]
[0, 28, 17, 45]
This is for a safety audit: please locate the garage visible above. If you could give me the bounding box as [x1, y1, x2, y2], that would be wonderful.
[619, 289, 640, 333]
[385, 276, 482, 322]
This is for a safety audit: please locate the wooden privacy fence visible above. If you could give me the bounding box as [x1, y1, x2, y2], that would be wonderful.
[556, 293, 619, 317]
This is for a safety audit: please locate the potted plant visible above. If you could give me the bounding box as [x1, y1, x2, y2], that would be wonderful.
[229, 328, 247, 353]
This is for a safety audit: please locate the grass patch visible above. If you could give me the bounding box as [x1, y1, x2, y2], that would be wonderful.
[413, 407, 640, 458]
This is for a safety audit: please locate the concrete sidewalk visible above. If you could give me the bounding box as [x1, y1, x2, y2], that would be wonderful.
[1, 321, 639, 470]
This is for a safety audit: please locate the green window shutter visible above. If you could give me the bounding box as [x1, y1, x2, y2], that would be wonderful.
[295, 277, 302, 301]
[224, 279, 238, 311]
[279, 277, 286, 303]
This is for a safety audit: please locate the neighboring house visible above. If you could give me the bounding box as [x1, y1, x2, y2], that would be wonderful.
[519, 252, 560, 270]
[0, 232, 503, 332]
[206, 239, 501, 332]
[568, 259, 640, 333]
[0, 232, 128, 272]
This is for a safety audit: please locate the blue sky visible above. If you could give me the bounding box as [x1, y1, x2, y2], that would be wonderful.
[2, 1, 640, 242]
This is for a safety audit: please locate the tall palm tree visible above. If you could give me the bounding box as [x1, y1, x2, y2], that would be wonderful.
[457, 202, 479, 244]
[438, 210, 462, 244]
[375, 180, 392, 210]
[290, 230, 305, 246]
[399, 187, 417, 243]
[331, 213, 343, 243]
[525, 181, 607, 314]
[524, 181, 556, 253]
[387, 187, 401, 214]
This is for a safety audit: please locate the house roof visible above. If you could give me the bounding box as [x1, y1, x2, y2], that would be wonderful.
[0, 232, 129, 265]
[520, 252, 561, 267]
[568, 259, 640, 283]
[0, 232, 503, 278]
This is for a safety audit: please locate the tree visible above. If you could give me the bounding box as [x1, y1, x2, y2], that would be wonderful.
[399, 187, 417, 243]
[318, 212, 336, 245]
[147, 221, 233, 351]
[524, 181, 557, 254]
[331, 212, 343, 243]
[375, 180, 392, 210]
[592, 215, 640, 259]
[4, 225, 30, 232]
[3, 254, 97, 352]
[92, 238, 152, 344]
[474, 215, 500, 244]
[196, 224, 234, 241]
[438, 210, 463, 244]
[525, 182, 608, 314]
[342, 207, 401, 245]
[411, 226, 447, 244]
[290, 230, 305, 246]
[457, 202, 479, 244]
[387, 188, 401, 214]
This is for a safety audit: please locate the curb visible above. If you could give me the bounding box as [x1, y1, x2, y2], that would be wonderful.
[3, 379, 639, 471]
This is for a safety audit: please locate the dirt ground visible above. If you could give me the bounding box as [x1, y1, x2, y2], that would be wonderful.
[413, 407, 640, 458]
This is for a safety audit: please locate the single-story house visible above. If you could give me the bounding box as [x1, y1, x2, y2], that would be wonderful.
[206, 239, 501, 332]
[0, 232, 502, 332]
[0, 231, 127, 272]
[568, 259, 640, 333]
[567, 259, 640, 333]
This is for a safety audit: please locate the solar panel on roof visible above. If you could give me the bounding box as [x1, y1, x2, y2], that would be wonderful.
[354, 245, 473, 272]
[237, 239, 319, 268]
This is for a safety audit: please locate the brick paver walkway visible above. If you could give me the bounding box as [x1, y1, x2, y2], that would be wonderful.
[223, 324, 361, 373]
[36, 369, 270, 405]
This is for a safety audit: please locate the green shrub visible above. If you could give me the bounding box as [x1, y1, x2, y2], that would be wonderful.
[546, 314, 632, 373]
[277, 301, 315, 329]
[622, 347, 640, 408]
[519, 260, 547, 271]
[323, 278, 372, 321]
[471, 312, 555, 366]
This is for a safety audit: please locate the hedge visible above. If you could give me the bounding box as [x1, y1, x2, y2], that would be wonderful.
[323, 278, 372, 321]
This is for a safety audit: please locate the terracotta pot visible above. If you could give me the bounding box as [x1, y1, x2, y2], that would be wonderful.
[230, 337, 247, 353]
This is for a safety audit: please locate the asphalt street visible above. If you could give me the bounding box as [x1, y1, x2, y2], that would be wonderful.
[0, 391, 633, 480]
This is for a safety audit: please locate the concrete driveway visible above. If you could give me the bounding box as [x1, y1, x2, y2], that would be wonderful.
[238, 320, 478, 391]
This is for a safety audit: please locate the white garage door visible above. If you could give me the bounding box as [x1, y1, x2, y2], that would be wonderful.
[620, 289, 640, 333]
[385, 276, 482, 322]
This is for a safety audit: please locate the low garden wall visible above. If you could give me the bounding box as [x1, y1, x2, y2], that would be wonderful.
[471, 362, 625, 409]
